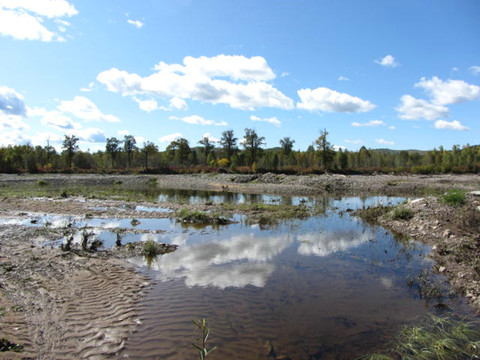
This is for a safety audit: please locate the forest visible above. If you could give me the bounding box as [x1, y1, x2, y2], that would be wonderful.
[0, 128, 478, 175]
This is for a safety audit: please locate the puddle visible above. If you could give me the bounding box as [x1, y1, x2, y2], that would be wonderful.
[1, 194, 474, 359]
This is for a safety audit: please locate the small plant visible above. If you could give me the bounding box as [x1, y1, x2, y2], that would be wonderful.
[36, 180, 48, 187]
[442, 189, 466, 207]
[131, 218, 141, 226]
[143, 239, 159, 257]
[358, 315, 480, 360]
[392, 206, 414, 221]
[0, 338, 24, 353]
[192, 318, 217, 360]
[81, 228, 95, 251]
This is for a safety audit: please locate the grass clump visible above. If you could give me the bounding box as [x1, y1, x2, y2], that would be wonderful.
[392, 206, 414, 221]
[177, 208, 231, 226]
[355, 205, 390, 224]
[143, 239, 160, 257]
[442, 189, 466, 207]
[359, 315, 480, 360]
[36, 180, 48, 187]
[0, 338, 24, 353]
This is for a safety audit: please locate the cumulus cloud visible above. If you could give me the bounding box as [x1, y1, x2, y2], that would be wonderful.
[396, 95, 449, 120]
[374, 54, 399, 68]
[158, 132, 182, 143]
[250, 115, 281, 126]
[169, 115, 227, 126]
[351, 120, 385, 127]
[415, 76, 480, 105]
[134, 96, 188, 112]
[469, 66, 480, 76]
[434, 119, 469, 131]
[58, 96, 120, 123]
[28, 107, 80, 130]
[0, 0, 77, 41]
[376, 138, 394, 146]
[0, 86, 27, 116]
[297, 87, 376, 113]
[97, 55, 294, 110]
[66, 127, 106, 143]
[127, 19, 143, 28]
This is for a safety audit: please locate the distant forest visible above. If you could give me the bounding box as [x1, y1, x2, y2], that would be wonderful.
[0, 128, 478, 174]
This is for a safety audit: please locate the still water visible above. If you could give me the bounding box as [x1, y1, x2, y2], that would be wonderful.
[114, 195, 472, 360]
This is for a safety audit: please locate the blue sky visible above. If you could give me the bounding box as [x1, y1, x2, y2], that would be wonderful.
[0, 0, 479, 152]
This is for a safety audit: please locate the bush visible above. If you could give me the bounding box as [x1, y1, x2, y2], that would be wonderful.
[392, 206, 414, 220]
[442, 189, 466, 207]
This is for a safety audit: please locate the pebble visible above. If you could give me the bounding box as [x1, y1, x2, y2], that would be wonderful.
[439, 266, 446, 273]
[468, 191, 480, 196]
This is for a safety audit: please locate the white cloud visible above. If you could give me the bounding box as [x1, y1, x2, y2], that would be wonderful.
[0, 86, 26, 115]
[434, 119, 469, 131]
[80, 82, 95, 92]
[135, 98, 158, 113]
[0, 0, 77, 42]
[29, 107, 80, 130]
[344, 139, 364, 145]
[66, 127, 106, 143]
[396, 95, 449, 120]
[159, 132, 182, 143]
[170, 115, 227, 126]
[415, 76, 480, 105]
[469, 66, 480, 76]
[127, 19, 143, 28]
[452, 67, 459, 72]
[0, 113, 30, 131]
[376, 138, 394, 146]
[333, 145, 347, 151]
[297, 87, 376, 113]
[202, 133, 219, 142]
[338, 76, 350, 81]
[0, 129, 30, 146]
[250, 115, 281, 126]
[169, 97, 188, 110]
[29, 131, 63, 147]
[97, 55, 294, 110]
[58, 96, 120, 123]
[351, 120, 385, 127]
[374, 54, 399, 68]
[388, 126, 396, 130]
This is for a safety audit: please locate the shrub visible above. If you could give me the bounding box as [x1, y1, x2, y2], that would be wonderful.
[442, 189, 466, 207]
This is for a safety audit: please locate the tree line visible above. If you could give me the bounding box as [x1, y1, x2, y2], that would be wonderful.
[0, 128, 478, 174]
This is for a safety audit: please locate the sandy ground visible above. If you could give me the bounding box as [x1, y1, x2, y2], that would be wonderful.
[0, 173, 479, 359]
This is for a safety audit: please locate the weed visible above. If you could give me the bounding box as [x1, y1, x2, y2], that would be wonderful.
[392, 206, 414, 221]
[358, 315, 480, 360]
[177, 208, 230, 226]
[36, 180, 48, 187]
[0, 338, 24, 353]
[143, 239, 159, 257]
[192, 318, 217, 360]
[356, 205, 390, 224]
[442, 189, 466, 207]
[80, 228, 95, 251]
[131, 218, 141, 226]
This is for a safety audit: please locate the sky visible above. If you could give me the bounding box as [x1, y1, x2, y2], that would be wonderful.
[0, 0, 479, 152]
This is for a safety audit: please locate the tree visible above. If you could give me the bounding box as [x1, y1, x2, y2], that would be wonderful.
[198, 136, 215, 164]
[123, 135, 137, 168]
[141, 141, 158, 171]
[242, 128, 265, 166]
[106, 137, 122, 168]
[166, 138, 191, 165]
[219, 130, 238, 160]
[280, 137, 295, 156]
[62, 134, 79, 168]
[314, 128, 335, 170]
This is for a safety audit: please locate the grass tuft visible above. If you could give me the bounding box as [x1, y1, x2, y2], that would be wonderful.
[442, 189, 466, 207]
[392, 206, 414, 221]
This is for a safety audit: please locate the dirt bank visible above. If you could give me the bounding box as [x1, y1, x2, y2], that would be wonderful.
[357, 192, 480, 312]
[1, 172, 479, 196]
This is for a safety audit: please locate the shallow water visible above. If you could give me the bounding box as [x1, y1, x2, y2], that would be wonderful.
[116, 196, 474, 360]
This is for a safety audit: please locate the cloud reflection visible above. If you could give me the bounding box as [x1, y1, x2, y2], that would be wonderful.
[297, 231, 371, 257]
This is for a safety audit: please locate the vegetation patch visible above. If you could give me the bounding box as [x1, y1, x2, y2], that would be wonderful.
[355, 205, 391, 224]
[0, 338, 24, 353]
[442, 189, 466, 207]
[176, 208, 231, 226]
[359, 315, 480, 360]
[391, 206, 414, 221]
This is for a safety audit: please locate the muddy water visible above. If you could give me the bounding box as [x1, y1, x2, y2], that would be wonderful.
[119, 196, 473, 360]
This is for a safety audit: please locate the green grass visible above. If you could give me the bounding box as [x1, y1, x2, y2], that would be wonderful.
[442, 189, 466, 207]
[143, 239, 159, 257]
[392, 206, 414, 221]
[359, 315, 480, 360]
[176, 208, 231, 226]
